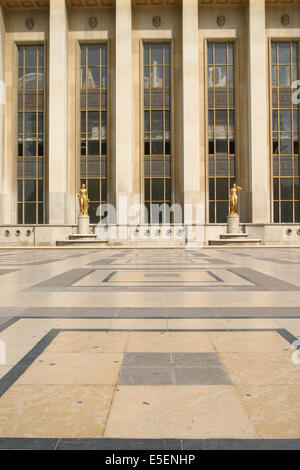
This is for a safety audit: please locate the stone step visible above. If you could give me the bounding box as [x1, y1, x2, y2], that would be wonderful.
[56, 239, 107, 247]
[219, 233, 248, 239]
[69, 234, 98, 240]
[208, 238, 262, 246]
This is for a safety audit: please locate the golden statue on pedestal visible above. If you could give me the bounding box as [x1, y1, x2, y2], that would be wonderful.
[230, 183, 242, 215]
[78, 183, 90, 216]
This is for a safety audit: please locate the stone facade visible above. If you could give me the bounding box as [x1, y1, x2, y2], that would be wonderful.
[1, 0, 300, 246]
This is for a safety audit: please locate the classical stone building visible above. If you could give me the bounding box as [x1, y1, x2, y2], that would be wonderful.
[0, 0, 300, 246]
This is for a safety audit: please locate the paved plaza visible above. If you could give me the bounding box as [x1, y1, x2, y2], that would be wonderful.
[0, 247, 299, 450]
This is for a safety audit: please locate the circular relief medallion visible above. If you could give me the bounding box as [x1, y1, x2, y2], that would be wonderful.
[281, 14, 289, 26]
[217, 15, 225, 27]
[89, 17, 97, 29]
[153, 16, 161, 28]
[25, 18, 34, 30]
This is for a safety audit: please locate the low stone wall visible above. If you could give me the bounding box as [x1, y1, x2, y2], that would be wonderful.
[0, 224, 300, 247]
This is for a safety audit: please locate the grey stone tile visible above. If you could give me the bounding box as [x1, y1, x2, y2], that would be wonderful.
[118, 366, 172, 385]
[229, 267, 300, 291]
[117, 308, 166, 318]
[172, 353, 222, 367]
[0, 307, 26, 316]
[0, 438, 59, 450]
[57, 439, 181, 450]
[165, 308, 216, 318]
[181, 439, 300, 450]
[29, 269, 95, 289]
[204, 258, 231, 265]
[0, 317, 12, 328]
[0, 269, 18, 276]
[0, 317, 20, 332]
[88, 259, 113, 265]
[22, 307, 118, 317]
[174, 366, 231, 385]
[123, 353, 170, 367]
[214, 307, 300, 317]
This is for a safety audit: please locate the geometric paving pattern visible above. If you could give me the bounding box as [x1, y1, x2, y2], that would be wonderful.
[0, 247, 299, 448]
[0, 326, 299, 443]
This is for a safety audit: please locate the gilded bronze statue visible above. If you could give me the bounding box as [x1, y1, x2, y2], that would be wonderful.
[78, 183, 90, 216]
[230, 183, 242, 215]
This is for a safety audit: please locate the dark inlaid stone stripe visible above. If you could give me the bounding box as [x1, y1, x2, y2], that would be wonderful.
[0, 438, 299, 450]
[228, 267, 300, 291]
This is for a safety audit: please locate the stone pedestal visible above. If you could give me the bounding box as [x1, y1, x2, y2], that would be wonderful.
[56, 214, 108, 246]
[78, 215, 90, 235]
[208, 212, 261, 245]
[227, 214, 240, 234]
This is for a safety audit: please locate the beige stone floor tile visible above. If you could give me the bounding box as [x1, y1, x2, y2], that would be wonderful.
[237, 385, 300, 438]
[4, 343, 37, 365]
[126, 332, 215, 352]
[2, 290, 300, 309]
[104, 385, 257, 439]
[110, 319, 167, 330]
[167, 319, 225, 330]
[0, 327, 50, 344]
[209, 331, 290, 352]
[274, 319, 300, 335]
[45, 331, 129, 353]
[220, 352, 300, 385]
[11, 319, 62, 329]
[0, 365, 11, 379]
[16, 352, 123, 385]
[0, 385, 114, 438]
[50, 319, 112, 329]
[221, 319, 279, 329]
